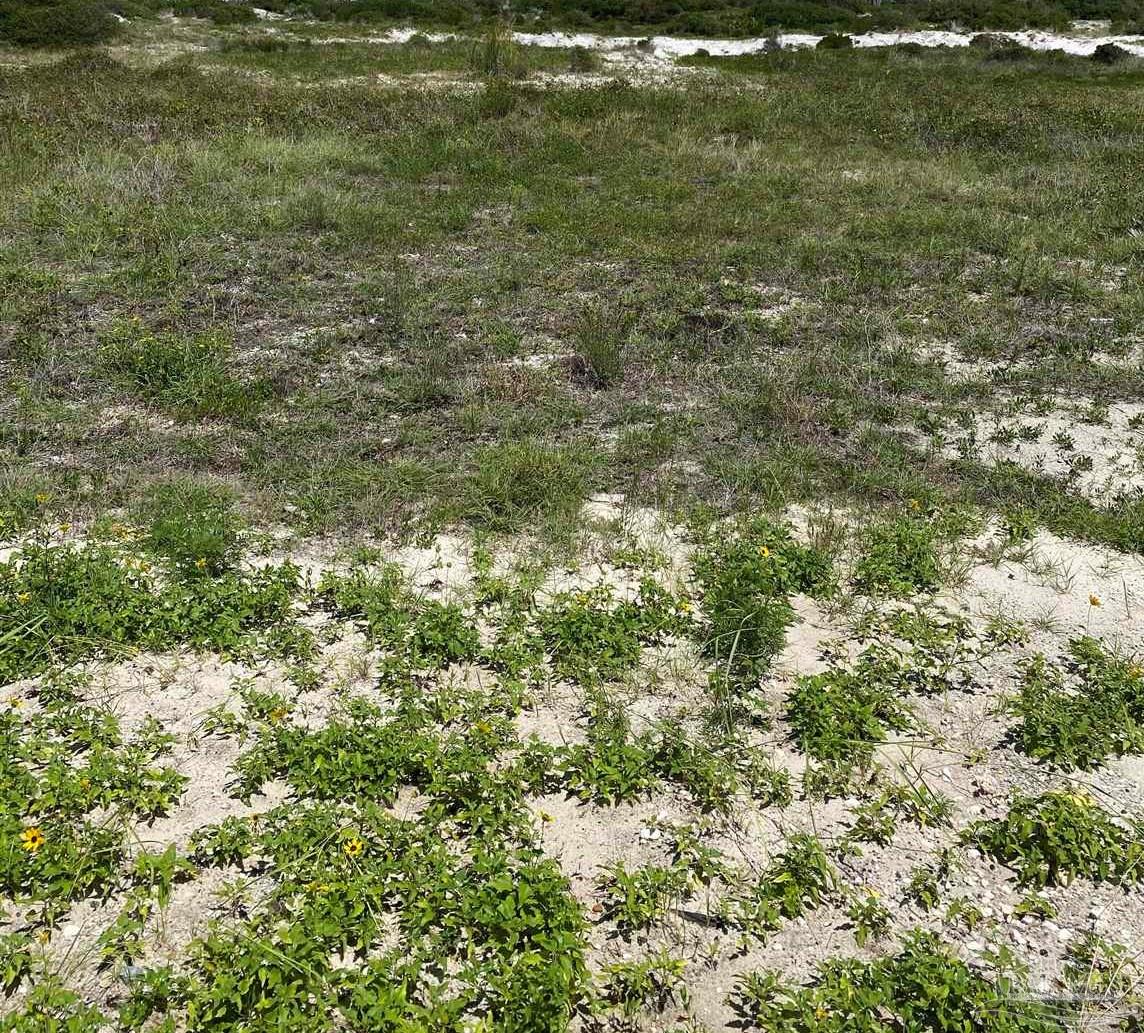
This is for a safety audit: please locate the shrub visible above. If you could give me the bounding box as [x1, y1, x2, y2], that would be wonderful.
[1091, 41, 1132, 63]
[567, 45, 600, 72]
[0, 0, 119, 46]
[171, 0, 256, 22]
[816, 32, 853, 48]
[968, 32, 1009, 49]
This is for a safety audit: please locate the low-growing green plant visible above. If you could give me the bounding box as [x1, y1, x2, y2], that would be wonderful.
[902, 849, 957, 910]
[846, 891, 891, 946]
[1005, 637, 1144, 770]
[0, 543, 308, 682]
[98, 318, 259, 419]
[597, 860, 692, 932]
[692, 518, 832, 689]
[0, 930, 34, 995]
[722, 834, 839, 939]
[785, 656, 913, 767]
[731, 931, 1063, 1033]
[536, 580, 683, 685]
[966, 791, 1144, 888]
[852, 514, 942, 597]
[602, 950, 690, 1017]
[135, 480, 242, 577]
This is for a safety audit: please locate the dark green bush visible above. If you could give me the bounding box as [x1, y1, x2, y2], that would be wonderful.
[0, 0, 119, 46]
[816, 32, 853, 48]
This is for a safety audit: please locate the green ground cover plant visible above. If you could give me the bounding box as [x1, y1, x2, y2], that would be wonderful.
[1005, 637, 1144, 769]
[731, 931, 1064, 1033]
[966, 791, 1144, 888]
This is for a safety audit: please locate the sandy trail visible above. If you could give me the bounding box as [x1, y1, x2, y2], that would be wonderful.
[311, 23, 1144, 58]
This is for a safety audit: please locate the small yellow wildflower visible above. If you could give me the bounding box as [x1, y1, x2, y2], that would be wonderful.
[758, 545, 771, 559]
[342, 837, 365, 859]
[538, 810, 554, 824]
[268, 707, 288, 725]
[814, 1006, 830, 1021]
[6, 698, 23, 709]
[676, 599, 694, 614]
[16, 592, 30, 605]
[20, 827, 46, 853]
[474, 720, 492, 735]
[1089, 594, 1102, 608]
[37, 930, 50, 945]
[194, 558, 208, 571]
[909, 498, 921, 512]
[34, 493, 49, 505]
[58, 523, 71, 534]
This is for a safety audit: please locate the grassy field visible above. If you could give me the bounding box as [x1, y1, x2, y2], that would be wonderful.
[2, 22, 1144, 1033]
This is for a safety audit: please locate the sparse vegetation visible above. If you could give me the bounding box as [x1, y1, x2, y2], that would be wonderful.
[2, 19, 1144, 1033]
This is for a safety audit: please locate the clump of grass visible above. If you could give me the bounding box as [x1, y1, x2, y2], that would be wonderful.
[965, 790, 1144, 888]
[569, 305, 631, 389]
[97, 319, 259, 419]
[135, 480, 241, 577]
[1005, 637, 1144, 770]
[472, 16, 524, 79]
[463, 440, 595, 532]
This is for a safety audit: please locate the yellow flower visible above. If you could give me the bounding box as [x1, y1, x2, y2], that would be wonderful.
[20, 827, 46, 853]
[814, 1005, 830, 1021]
[909, 498, 921, 512]
[268, 707, 288, 725]
[34, 493, 49, 505]
[194, 558, 208, 571]
[758, 545, 771, 559]
[58, 523, 71, 534]
[474, 720, 492, 735]
[538, 810, 554, 823]
[1089, 594, 1101, 608]
[6, 698, 23, 709]
[676, 599, 694, 614]
[16, 592, 30, 605]
[342, 837, 364, 859]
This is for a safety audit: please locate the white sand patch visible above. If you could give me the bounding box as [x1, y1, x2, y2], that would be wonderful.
[942, 398, 1144, 503]
[315, 24, 1144, 59]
